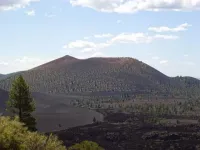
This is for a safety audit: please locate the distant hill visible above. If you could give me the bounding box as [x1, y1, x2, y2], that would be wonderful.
[0, 55, 200, 98]
[0, 71, 23, 81]
[0, 74, 5, 80]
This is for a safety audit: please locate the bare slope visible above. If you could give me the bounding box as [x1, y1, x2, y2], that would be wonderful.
[0, 90, 103, 132]
[54, 113, 200, 150]
[0, 55, 200, 97]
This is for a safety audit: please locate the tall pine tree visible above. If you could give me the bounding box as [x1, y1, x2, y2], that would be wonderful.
[6, 75, 37, 131]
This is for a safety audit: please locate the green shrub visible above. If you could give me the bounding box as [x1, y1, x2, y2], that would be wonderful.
[0, 116, 66, 150]
[68, 141, 104, 150]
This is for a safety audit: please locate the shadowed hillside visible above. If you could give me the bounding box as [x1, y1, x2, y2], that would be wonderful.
[0, 88, 8, 112]
[0, 90, 103, 132]
[0, 74, 4, 80]
[0, 56, 200, 98]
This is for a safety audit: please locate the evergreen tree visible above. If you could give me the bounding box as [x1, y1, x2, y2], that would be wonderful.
[93, 117, 97, 123]
[6, 75, 37, 131]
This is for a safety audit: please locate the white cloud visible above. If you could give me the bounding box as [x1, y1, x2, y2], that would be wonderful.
[160, 60, 168, 64]
[67, 40, 97, 49]
[94, 33, 113, 38]
[110, 33, 178, 44]
[65, 40, 111, 53]
[65, 32, 179, 53]
[73, 52, 106, 59]
[184, 54, 189, 57]
[0, 61, 9, 66]
[110, 33, 153, 44]
[0, 0, 39, 11]
[25, 10, 35, 16]
[153, 34, 179, 40]
[148, 23, 191, 33]
[97, 42, 111, 49]
[69, 0, 200, 14]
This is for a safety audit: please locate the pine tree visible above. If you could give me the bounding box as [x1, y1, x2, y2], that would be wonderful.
[6, 75, 37, 131]
[93, 117, 97, 123]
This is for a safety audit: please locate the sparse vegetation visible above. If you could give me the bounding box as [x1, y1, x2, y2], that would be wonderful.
[68, 141, 104, 150]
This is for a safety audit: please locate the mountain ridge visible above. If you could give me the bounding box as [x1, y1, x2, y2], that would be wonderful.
[32, 55, 79, 70]
[0, 55, 199, 98]
[0, 74, 5, 79]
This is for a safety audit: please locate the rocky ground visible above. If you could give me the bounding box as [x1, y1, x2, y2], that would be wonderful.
[53, 113, 200, 150]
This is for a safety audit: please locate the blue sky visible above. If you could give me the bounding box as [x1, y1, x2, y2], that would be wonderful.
[0, 0, 200, 77]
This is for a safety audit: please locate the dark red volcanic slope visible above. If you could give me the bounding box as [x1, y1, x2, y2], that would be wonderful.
[32, 55, 80, 70]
